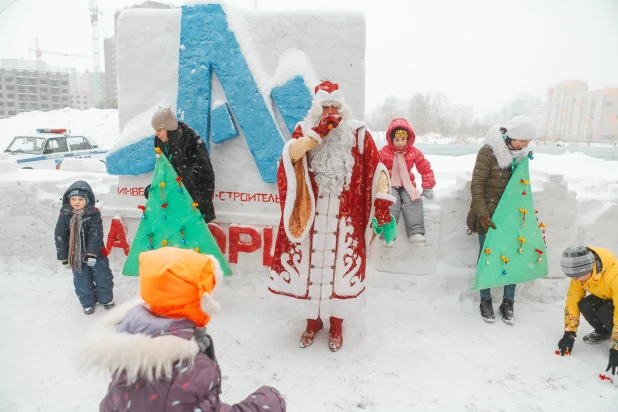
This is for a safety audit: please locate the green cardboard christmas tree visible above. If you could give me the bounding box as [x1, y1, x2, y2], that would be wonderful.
[471, 156, 548, 290]
[123, 148, 232, 277]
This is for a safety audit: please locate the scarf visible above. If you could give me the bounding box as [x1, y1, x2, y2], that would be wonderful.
[68, 209, 86, 273]
[390, 152, 420, 201]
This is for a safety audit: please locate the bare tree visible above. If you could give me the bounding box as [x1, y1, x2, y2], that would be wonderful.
[429, 91, 448, 129]
[367, 96, 407, 131]
[435, 116, 452, 137]
[407, 93, 430, 135]
[470, 120, 492, 138]
[368, 91, 449, 134]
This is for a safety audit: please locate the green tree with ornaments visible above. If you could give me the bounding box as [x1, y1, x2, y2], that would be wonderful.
[467, 116, 548, 324]
[123, 147, 231, 277]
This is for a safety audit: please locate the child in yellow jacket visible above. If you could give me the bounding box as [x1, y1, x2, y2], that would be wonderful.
[556, 246, 618, 375]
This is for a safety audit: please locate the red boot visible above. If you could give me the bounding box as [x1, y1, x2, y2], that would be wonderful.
[299, 317, 323, 348]
[328, 317, 344, 352]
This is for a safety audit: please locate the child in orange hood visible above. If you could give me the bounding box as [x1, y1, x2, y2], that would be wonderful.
[79, 247, 286, 412]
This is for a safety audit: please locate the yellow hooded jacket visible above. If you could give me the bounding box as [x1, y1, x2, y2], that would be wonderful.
[564, 247, 618, 349]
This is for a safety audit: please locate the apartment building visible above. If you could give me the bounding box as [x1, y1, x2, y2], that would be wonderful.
[542, 81, 618, 142]
[0, 67, 71, 119]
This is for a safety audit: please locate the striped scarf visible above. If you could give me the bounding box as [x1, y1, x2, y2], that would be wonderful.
[68, 209, 86, 273]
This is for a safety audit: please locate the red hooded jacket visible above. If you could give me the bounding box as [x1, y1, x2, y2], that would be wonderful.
[379, 118, 436, 190]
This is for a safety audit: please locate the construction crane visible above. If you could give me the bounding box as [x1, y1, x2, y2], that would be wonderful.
[29, 38, 89, 60]
[86, 0, 103, 73]
[0, 0, 20, 15]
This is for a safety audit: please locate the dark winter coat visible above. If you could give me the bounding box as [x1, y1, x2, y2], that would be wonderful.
[153, 122, 216, 223]
[79, 302, 286, 412]
[466, 131, 530, 235]
[54, 181, 107, 260]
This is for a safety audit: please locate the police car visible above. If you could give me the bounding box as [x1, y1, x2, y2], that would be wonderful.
[3, 129, 108, 170]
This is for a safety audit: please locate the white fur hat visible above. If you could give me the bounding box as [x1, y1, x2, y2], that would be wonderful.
[505, 116, 537, 141]
[313, 80, 345, 106]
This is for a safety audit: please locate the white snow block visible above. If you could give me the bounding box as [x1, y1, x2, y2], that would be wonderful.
[59, 158, 107, 173]
[575, 200, 618, 255]
[369, 201, 441, 275]
[531, 173, 578, 279]
[0, 153, 18, 173]
[437, 176, 479, 269]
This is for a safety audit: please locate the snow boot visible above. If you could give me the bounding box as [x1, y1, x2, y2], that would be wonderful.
[328, 316, 344, 352]
[103, 301, 115, 310]
[583, 330, 611, 344]
[409, 234, 426, 244]
[499, 299, 515, 325]
[299, 318, 323, 348]
[83, 306, 95, 315]
[480, 297, 495, 323]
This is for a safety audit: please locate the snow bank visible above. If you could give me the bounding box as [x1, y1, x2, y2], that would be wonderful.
[59, 158, 107, 173]
[1, 150, 618, 411]
[2, 150, 617, 278]
[0, 108, 119, 150]
[107, 105, 158, 154]
[0, 153, 17, 173]
[0, 168, 117, 261]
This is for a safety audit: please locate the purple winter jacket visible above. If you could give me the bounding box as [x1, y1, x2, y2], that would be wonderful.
[79, 303, 286, 412]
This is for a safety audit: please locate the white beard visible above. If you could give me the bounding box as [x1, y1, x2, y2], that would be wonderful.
[309, 120, 356, 194]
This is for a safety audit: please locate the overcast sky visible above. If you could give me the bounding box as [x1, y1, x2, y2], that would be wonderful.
[1, 0, 617, 117]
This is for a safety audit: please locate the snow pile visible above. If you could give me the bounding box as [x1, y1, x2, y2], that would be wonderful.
[107, 105, 159, 154]
[59, 158, 107, 173]
[0, 153, 17, 173]
[1, 150, 618, 411]
[268, 49, 320, 91]
[0, 108, 119, 150]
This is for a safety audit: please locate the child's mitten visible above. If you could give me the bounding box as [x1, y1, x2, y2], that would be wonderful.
[86, 255, 97, 267]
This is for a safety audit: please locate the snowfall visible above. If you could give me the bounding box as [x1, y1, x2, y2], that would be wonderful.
[1, 108, 618, 412]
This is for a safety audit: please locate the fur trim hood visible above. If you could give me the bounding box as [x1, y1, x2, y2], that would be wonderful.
[76, 298, 201, 382]
[483, 127, 530, 169]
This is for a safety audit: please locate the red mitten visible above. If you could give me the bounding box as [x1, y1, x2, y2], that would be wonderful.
[374, 197, 394, 226]
[313, 115, 343, 138]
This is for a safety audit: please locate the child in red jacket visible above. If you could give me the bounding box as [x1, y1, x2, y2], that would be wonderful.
[379, 118, 436, 243]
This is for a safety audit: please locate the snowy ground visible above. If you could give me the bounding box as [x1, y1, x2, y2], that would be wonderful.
[1, 108, 618, 411]
[1, 256, 617, 412]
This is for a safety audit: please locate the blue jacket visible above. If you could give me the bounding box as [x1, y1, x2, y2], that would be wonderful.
[54, 181, 106, 261]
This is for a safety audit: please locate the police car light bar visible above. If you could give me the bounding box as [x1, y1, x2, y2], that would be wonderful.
[36, 128, 67, 134]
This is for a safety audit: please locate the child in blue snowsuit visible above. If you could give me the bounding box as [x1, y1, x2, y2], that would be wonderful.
[54, 181, 114, 315]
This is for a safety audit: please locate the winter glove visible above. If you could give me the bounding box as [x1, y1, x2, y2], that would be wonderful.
[557, 331, 576, 356]
[312, 115, 342, 138]
[421, 189, 434, 199]
[606, 348, 618, 375]
[144, 184, 151, 200]
[86, 254, 97, 267]
[61, 260, 70, 270]
[479, 215, 497, 230]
